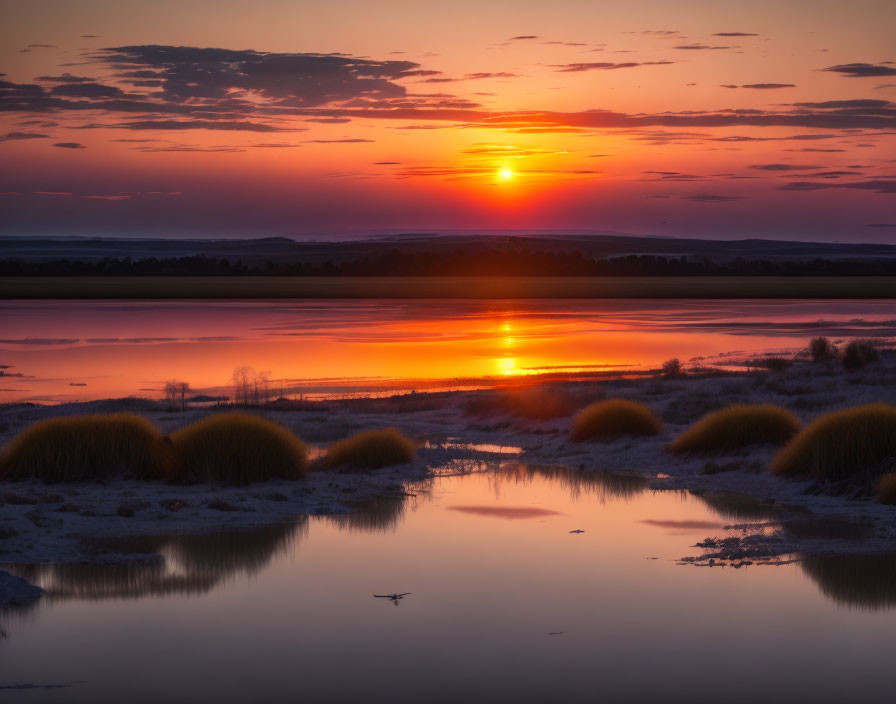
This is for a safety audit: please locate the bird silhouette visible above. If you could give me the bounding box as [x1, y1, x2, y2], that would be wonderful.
[569, 529, 585, 534]
[374, 592, 411, 605]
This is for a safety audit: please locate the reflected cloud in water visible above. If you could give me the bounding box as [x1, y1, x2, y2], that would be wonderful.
[446, 505, 562, 520]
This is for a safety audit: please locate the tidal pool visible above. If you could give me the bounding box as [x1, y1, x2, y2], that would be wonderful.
[2, 466, 895, 703]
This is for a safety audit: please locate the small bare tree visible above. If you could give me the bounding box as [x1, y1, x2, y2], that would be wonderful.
[164, 379, 191, 411]
[231, 366, 276, 406]
[176, 381, 190, 411]
[164, 380, 179, 407]
[232, 366, 253, 406]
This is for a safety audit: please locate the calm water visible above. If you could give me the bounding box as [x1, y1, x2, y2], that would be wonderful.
[3, 467, 896, 703]
[2, 299, 895, 402]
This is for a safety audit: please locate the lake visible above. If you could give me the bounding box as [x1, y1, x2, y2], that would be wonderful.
[2, 465, 895, 703]
[1, 299, 894, 402]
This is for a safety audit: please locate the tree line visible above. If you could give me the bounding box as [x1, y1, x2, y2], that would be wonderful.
[2, 251, 895, 276]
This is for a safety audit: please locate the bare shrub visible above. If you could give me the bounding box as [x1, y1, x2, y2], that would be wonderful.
[842, 340, 879, 371]
[809, 337, 837, 363]
[661, 358, 684, 379]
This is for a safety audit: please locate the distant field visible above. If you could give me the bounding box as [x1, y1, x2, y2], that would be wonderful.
[1, 276, 894, 299]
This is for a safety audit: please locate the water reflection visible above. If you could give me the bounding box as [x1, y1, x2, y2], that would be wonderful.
[801, 553, 896, 611]
[5, 520, 306, 602]
[446, 505, 562, 520]
[690, 491, 784, 522]
[4, 299, 895, 402]
[324, 495, 409, 534]
[5, 468, 896, 702]
[491, 463, 651, 502]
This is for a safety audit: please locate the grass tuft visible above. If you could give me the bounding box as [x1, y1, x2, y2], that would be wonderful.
[667, 404, 800, 455]
[0, 413, 174, 483]
[771, 403, 896, 482]
[170, 413, 307, 486]
[324, 428, 416, 470]
[571, 399, 662, 442]
[877, 473, 896, 505]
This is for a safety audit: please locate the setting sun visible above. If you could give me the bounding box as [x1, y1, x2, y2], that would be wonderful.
[497, 167, 515, 181]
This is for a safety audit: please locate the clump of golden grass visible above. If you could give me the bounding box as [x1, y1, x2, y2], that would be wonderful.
[667, 404, 800, 455]
[465, 385, 583, 420]
[571, 399, 662, 442]
[170, 413, 307, 486]
[0, 413, 174, 482]
[324, 428, 416, 470]
[877, 473, 896, 505]
[771, 403, 896, 482]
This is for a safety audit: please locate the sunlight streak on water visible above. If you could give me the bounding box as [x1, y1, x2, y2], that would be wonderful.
[1, 299, 894, 402]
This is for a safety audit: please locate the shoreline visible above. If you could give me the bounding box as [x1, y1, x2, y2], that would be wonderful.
[2, 349, 896, 571]
[3, 275, 896, 299]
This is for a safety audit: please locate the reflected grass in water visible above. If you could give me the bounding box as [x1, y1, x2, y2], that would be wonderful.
[801, 553, 896, 611]
[494, 463, 651, 502]
[325, 495, 409, 534]
[5, 520, 307, 602]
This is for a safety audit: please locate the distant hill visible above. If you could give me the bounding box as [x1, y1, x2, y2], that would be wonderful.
[3, 233, 896, 266]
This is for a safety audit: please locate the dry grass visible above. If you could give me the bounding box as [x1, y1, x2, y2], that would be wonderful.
[842, 340, 879, 371]
[771, 403, 896, 482]
[667, 404, 800, 455]
[571, 399, 662, 442]
[877, 473, 896, 505]
[324, 428, 416, 470]
[810, 336, 837, 362]
[465, 385, 584, 420]
[170, 413, 307, 486]
[0, 413, 174, 482]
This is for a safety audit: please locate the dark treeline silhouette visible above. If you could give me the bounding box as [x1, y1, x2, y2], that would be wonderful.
[2, 250, 896, 277]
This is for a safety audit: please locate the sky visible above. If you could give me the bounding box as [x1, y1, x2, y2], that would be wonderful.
[0, 0, 894, 241]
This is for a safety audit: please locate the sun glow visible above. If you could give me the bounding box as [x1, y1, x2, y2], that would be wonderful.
[497, 167, 514, 181]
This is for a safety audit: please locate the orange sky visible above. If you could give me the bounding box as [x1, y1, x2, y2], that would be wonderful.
[1, 0, 894, 239]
